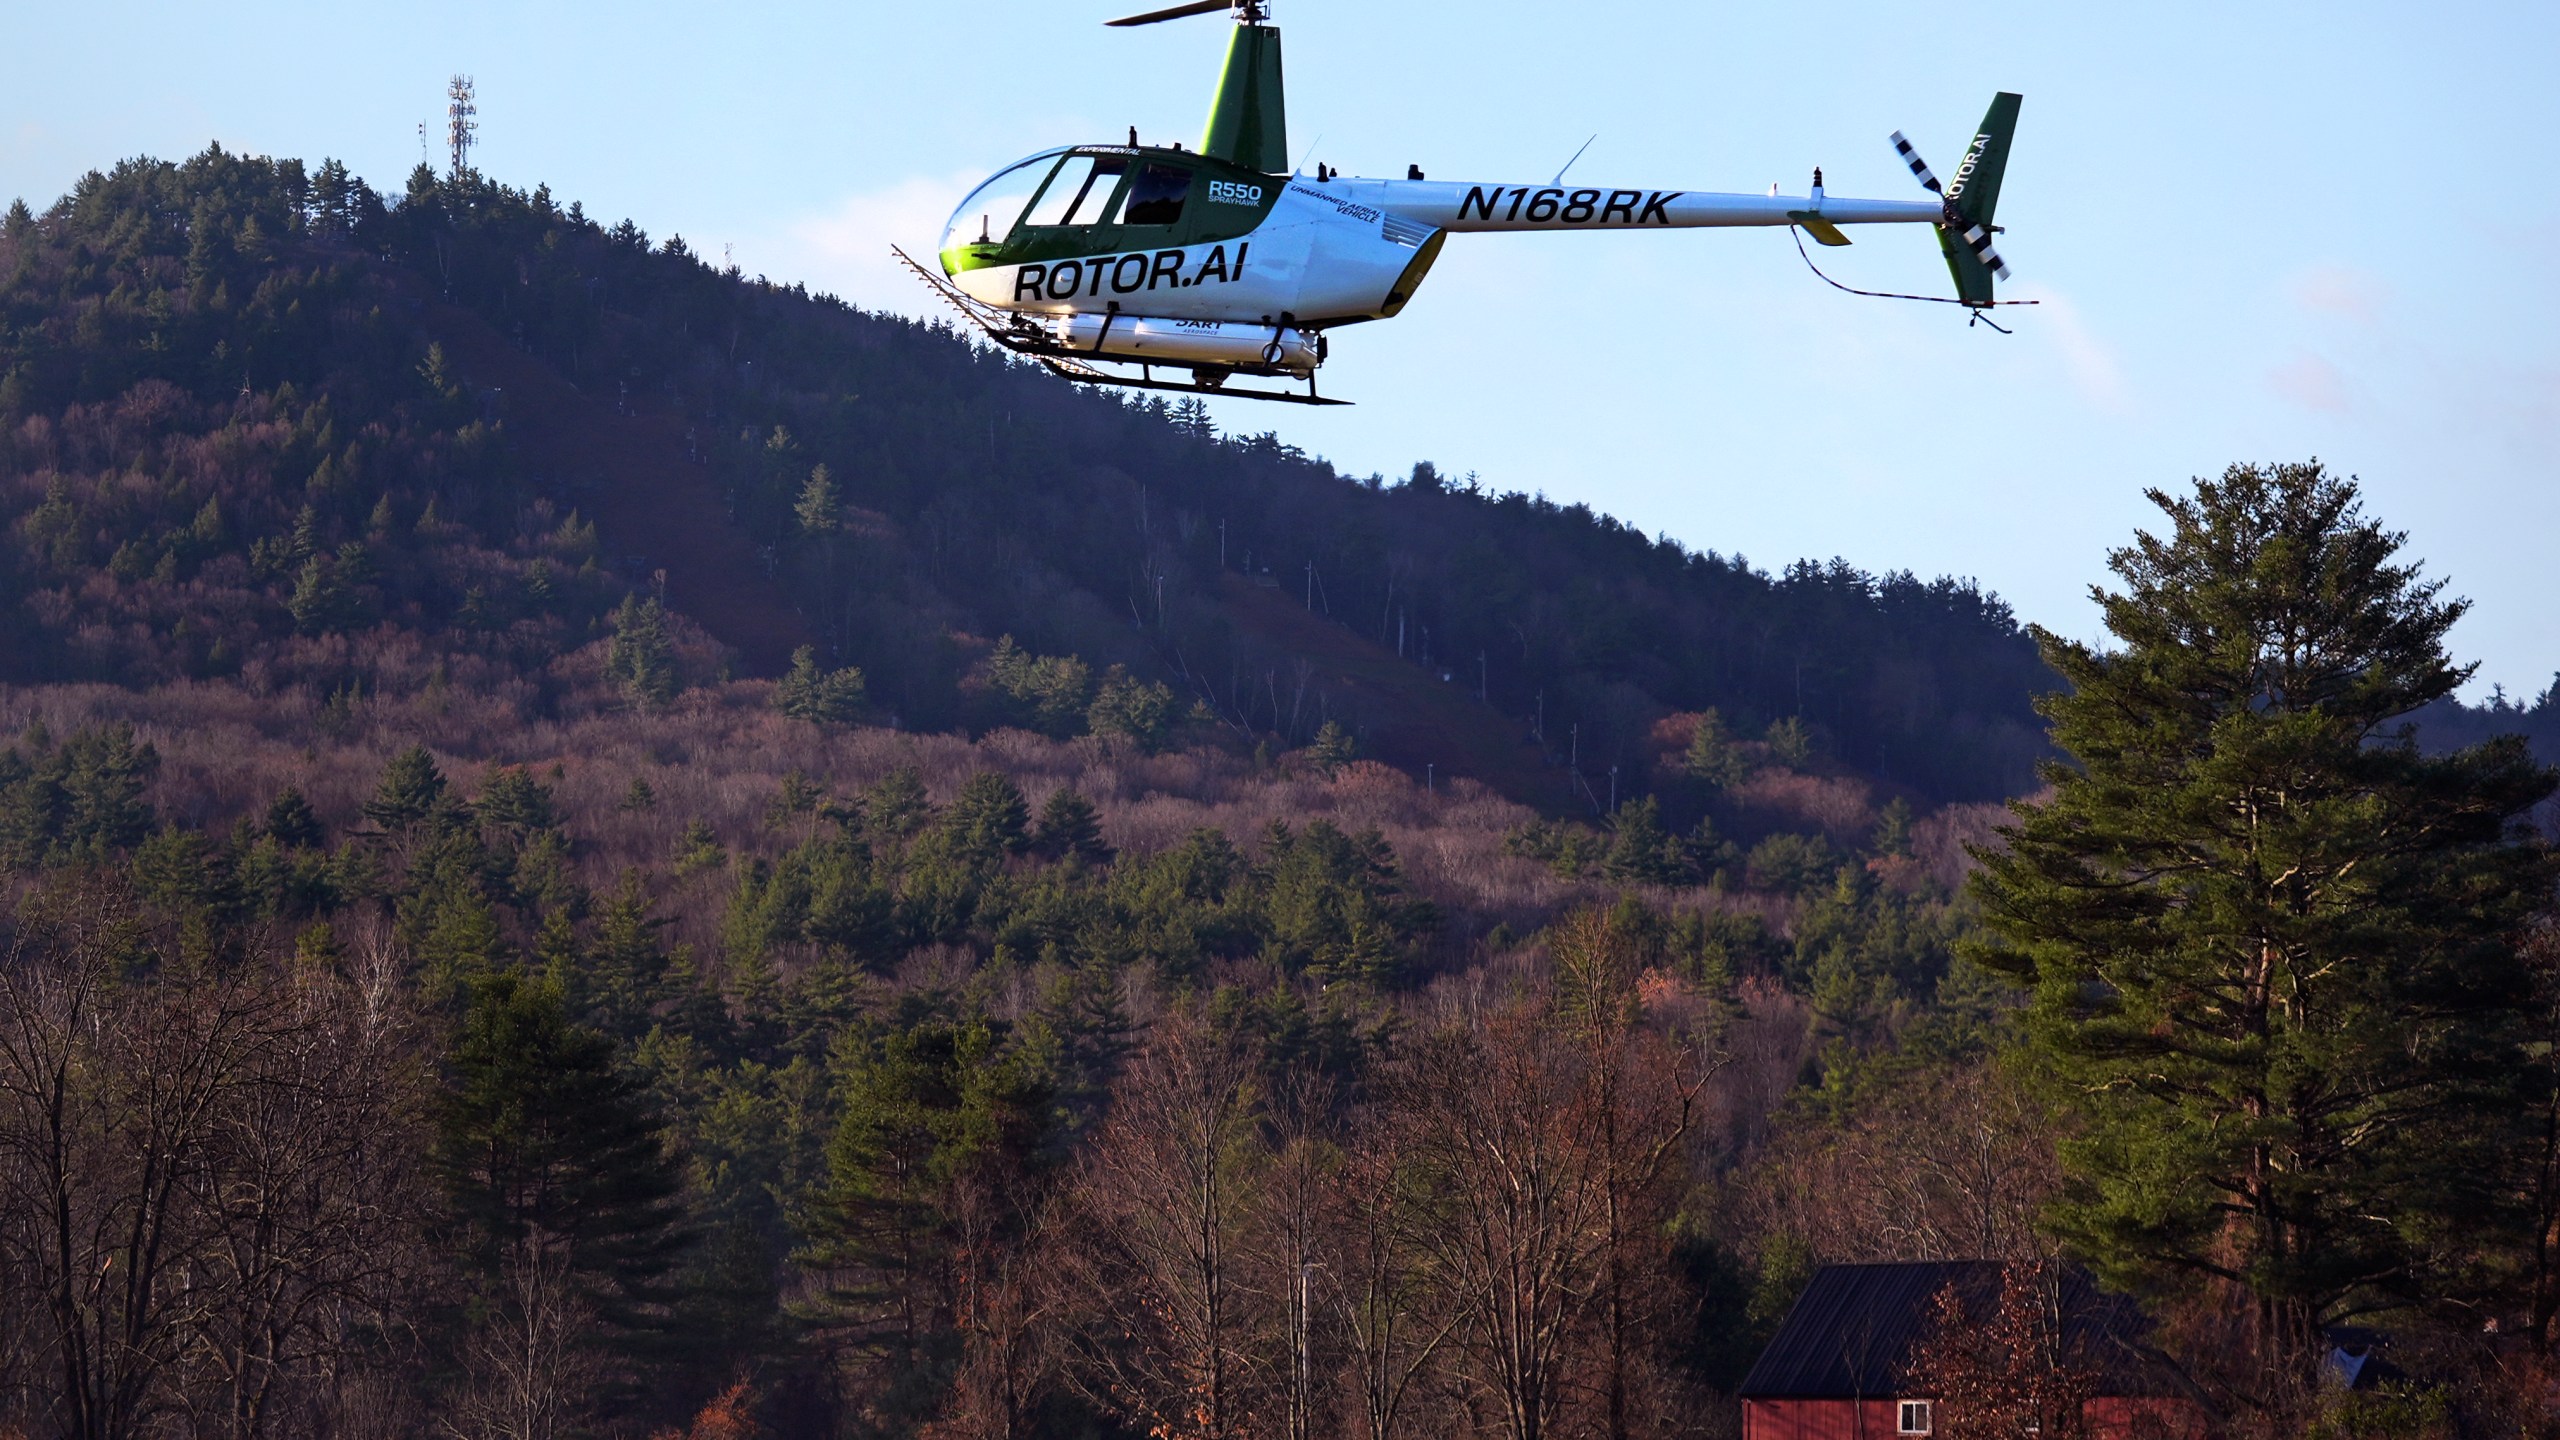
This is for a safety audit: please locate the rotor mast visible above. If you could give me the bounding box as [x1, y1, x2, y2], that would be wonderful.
[1107, 0, 1287, 174]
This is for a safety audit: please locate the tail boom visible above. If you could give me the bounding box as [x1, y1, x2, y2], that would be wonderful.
[1332, 178, 1940, 232]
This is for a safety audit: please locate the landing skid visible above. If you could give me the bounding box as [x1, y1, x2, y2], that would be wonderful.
[892, 246, 1352, 407]
[1034, 356, 1350, 406]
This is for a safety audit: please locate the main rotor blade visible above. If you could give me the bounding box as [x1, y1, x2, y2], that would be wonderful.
[1889, 131, 1943, 194]
[1107, 0, 1230, 25]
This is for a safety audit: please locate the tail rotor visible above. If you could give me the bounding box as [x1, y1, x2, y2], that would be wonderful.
[1888, 128, 2011, 283]
[1887, 93, 2022, 306]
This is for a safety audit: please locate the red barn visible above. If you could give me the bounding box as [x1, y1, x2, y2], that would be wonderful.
[1737, 1261, 2205, 1440]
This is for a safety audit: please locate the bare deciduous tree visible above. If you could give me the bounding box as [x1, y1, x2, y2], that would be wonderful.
[1253, 1070, 1336, 1440]
[1551, 906, 1713, 1440]
[1062, 1014, 1268, 1440]
[0, 887, 434, 1440]
[1394, 1015, 1610, 1440]
[0, 887, 271, 1440]
[183, 925, 434, 1440]
[927, 1174, 1062, 1440]
[1314, 1106, 1454, 1440]
[1907, 1265, 2103, 1440]
[1736, 1059, 2060, 1266]
[443, 1231, 601, 1440]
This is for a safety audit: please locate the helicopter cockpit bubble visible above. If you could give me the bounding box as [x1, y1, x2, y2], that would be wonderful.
[940, 149, 1070, 251]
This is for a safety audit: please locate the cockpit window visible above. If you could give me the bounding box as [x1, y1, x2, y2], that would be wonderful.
[1122, 162, 1194, 226]
[942, 152, 1065, 249]
[1023, 154, 1129, 229]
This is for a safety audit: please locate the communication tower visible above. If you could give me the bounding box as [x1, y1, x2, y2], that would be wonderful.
[446, 75, 478, 176]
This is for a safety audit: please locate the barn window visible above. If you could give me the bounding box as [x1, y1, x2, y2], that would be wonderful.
[1898, 1399, 1933, 1434]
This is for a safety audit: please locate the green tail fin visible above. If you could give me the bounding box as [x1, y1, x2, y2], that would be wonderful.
[1200, 23, 1287, 174]
[1935, 91, 2022, 306]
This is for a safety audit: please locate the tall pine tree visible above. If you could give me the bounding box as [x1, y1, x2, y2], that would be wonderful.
[1971, 463, 2557, 1370]
[437, 969, 692, 1338]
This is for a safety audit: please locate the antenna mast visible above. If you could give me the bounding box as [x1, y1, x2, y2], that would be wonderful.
[445, 75, 478, 177]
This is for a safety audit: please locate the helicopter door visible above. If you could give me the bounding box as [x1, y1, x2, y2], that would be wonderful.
[1023, 154, 1129, 229]
[1121, 161, 1196, 226]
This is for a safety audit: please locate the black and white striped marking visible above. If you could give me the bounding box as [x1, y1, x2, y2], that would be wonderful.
[1957, 221, 2012, 281]
[1890, 131, 1943, 194]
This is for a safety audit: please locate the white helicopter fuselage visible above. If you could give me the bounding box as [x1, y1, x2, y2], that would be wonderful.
[950, 174, 1941, 336]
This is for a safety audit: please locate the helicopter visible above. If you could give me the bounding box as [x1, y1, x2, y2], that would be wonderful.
[897, 0, 2023, 406]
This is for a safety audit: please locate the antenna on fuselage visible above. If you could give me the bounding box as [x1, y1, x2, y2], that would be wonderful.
[1550, 134, 1597, 186]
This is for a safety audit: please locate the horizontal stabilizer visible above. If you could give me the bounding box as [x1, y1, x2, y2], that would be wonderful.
[1788, 214, 1853, 247]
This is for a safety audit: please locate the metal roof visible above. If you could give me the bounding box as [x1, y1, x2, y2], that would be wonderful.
[1737, 1260, 2173, 1400]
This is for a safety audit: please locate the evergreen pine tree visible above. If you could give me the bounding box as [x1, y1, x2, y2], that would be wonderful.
[1683, 708, 1748, 788]
[1033, 787, 1111, 863]
[1971, 462, 2559, 1365]
[765, 770, 824, 829]
[944, 772, 1031, 864]
[363, 745, 447, 831]
[775, 646, 866, 726]
[585, 875, 671, 1038]
[288, 504, 321, 563]
[436, 969, 691, 1335]
[189, 495, 226, 550]
[1087, 666, 1174, 751]
[606, 594, 677, 710]
[864, 768, 931, 844]
[264, 786, 324, 849]
[1764, 716, 1813, 768]
[474, 766, 559, 837]
[795, 463, 841, 537]
[1601, 795, 1692, 887]
[1873, 797, 1916, 858]
[798, 1019, 1054, 1359]
[403, 824, 510, 1001]
[1307, 719, 1357, 776]
[55, 724, 159, 859]
[288, 555, 349, 635]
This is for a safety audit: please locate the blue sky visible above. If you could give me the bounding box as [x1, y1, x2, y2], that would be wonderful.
[5, 0, 2554, 699]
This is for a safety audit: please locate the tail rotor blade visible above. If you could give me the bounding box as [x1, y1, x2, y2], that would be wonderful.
[1890, 131, 1943, 194]
[1957, 219, 2012, 281]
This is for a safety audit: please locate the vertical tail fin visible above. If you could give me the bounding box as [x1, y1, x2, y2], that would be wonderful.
[1935, 92, 2022, 305]
[1201, 23, 1288, 173]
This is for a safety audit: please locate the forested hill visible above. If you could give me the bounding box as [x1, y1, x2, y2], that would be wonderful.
[2418, 682, 2560, 765]
[8, 145, 2559, 1440]
[0, 146, 2055, 805]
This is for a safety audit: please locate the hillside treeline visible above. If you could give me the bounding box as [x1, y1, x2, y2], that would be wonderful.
[0, 656, 2003, 1438]
[0, 147, 2052, 804]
